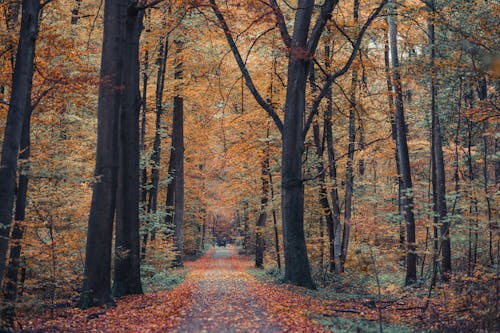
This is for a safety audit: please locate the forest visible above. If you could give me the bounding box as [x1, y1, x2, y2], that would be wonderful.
[0, 0, 498, 331]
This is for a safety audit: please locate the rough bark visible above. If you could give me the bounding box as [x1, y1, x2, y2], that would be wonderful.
[0, 0, 40, 290]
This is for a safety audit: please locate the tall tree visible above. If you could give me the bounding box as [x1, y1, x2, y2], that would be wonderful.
[388, 0, 417, 285]
[427, 0, 450, 280]
[1, 102, 32, 327]
[172, 40, 185, 266]
[341, 0, 360, 271]
[211, 0, 385, 287]
[79, 0, 125, 308]
[112, 3, 144, 297]
[0, 0, 40, 290]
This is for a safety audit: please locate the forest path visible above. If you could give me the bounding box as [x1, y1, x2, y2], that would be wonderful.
[25, 246, 327, 332]
[172, 246, 284, 332]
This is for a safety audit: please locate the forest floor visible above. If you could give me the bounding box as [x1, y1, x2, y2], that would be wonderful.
[24, 247, 426, 332]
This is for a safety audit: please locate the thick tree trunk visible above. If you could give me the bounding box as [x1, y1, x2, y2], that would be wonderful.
[112, 4, 143, 297]
[79, 0, 125, 308]
[1, 103, 32, 327]
[281, 0, 315, 289]
[388, 0, 417, 285]
[0, 0, 40, 290]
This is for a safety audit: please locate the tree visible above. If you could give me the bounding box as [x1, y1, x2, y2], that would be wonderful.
[0, 0, 41, 290]
[210, 0, 386, 288]
[387, 0, 417, 285]
[113, 3, 144, 297]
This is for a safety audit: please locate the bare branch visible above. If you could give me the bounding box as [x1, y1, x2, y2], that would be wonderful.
[210, 0, 283, 133]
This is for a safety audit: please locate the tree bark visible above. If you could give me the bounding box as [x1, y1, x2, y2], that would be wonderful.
[0, 0, 40, 290]
[79, 0, 125, 308]
[112, 4, 144, 297]
[388, 0, 417, 285]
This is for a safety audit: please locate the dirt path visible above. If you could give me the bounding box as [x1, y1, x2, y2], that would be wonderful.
[173, 246, 283, 332]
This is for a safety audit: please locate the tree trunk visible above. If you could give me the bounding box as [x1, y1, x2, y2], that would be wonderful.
[1, 103, 32, 327]
[341, 68, 357, 271]
[112, 4, 143, 298]
[79, 0, 125, 308]
[281, 0, 315, 288]
[384, 30, 404, 246]
[388, 0, 417, 285]
[71, 0, 82, 24]
[0, 0, 40, 290]
[268, 169, 281, 270]
[255, 143, 270, 268]
[172, 41, 184, 266]
[324, 44, 342, 273]
[428, 5, 450, 279]
[313, 121, 335, 271]
[145, 35, 168, 247]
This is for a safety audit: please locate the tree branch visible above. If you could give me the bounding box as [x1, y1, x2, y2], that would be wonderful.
[268, 0, 291, 48]
[210, 0, 283, 133]
[307, 0, 339, 54]
[303, 0, 387, 139]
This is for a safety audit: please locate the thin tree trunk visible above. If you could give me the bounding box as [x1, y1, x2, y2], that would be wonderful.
[341, 68, 357, 271]
[71, 0, 82, 24]
[384, 30, 404, 246]
[145, 35, 168, 246]
[388, 0, 417, 285]
[79, 0, 125, 308]
[324, 44, 342, 273]
[140, 49, 149, 208]
[112, 4, 144, 297]
[0, 0, 40, 290]
[172, 40, 184, 266]
[428, 3, 450, 279]
[268, 167, 281, 270]
[255, 144, 270, 268]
